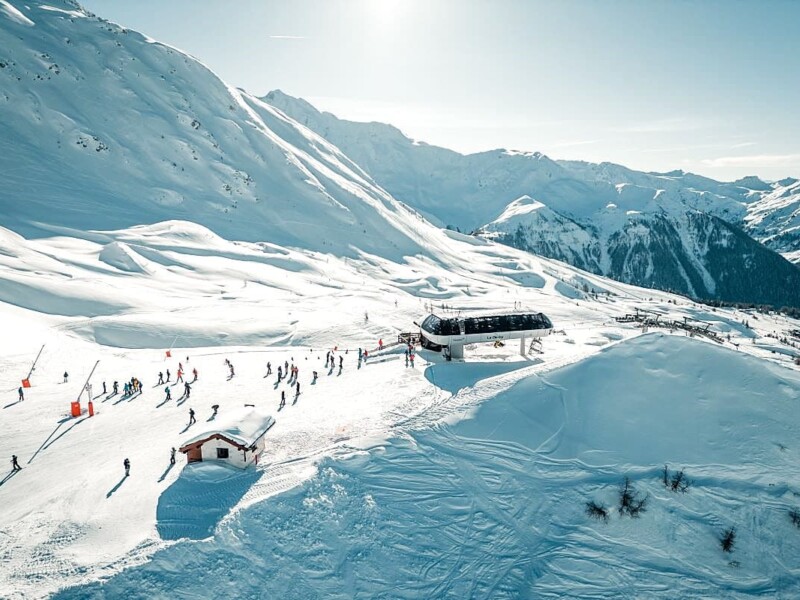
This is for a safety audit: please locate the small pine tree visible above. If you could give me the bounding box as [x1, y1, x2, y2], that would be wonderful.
[585, 500, 609, 523]
[619, 477, 648, 518]
[721, 527, 736, 553]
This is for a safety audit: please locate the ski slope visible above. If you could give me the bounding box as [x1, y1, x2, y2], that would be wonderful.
[1, 221, 799, 598]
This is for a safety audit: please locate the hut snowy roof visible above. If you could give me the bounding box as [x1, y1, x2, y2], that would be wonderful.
[180, 407, 275, 452]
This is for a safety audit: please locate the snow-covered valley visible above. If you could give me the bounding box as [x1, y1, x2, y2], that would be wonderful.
[1, 220, 800, 598]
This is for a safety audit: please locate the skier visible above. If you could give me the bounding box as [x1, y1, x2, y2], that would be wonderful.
[158, 372, 164, 385]
[11, 455, 21, 471]
[284, 360, 289, 373]
[378, 339, 383, 351]
[277, 365, 283, 382]
[178, 362, 183, 372]
[279, 391, 285, 410]
[312, 371, 318, 383]
[266, 362, 272, 376]
[113, 381, 119, 395]
[409, 352, 415, 367]
[184, 382, 191, 398]
[358, 348, 362, 361]
[102, 381, 107, 394]
[176, 369, 183, 383]
[211, 404, 219, 417]
[363, 349, 369, 361]
[296, 381, 300, 396]
[229, 364, 235, 377]
[166, 369, 171, 382]
[18, 387, 23, 402]
[63, 371, 69, 383]
[339, 356, 343, 369]
[188, 408, 196, 424]
[170, 447, 176, 465]
[192, 368, 198, 381]
[164, 386, 172, 401]
[124, 458, 130, 476]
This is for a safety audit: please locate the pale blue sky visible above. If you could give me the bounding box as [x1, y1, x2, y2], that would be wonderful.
[81, 0, 800, 181]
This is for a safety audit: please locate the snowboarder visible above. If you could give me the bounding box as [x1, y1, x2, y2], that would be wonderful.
[211, 404, 219, 417]
[166, 369, 171, 382]
[158, 372, 164, 385]
[63, 371, 69, 383]
[279, 391, 286, 410]
[266, 362, 272, 376]
[184, 382, 191, 398]
[164, 386, 172, 401]
[188, 408, 196, 424]
[18, 387, 23, 402]
[11, 455, 21, 471]
[124, 458, 130, 476]
[170, 447, 176, 465]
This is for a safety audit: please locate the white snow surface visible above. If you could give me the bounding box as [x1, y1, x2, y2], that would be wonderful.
[0, 219, 799, 599]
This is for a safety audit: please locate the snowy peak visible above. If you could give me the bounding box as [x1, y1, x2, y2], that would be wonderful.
[0, 3, 453, 261]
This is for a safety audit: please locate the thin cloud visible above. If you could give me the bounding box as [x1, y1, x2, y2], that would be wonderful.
[702, 154, 800, 168]
[269, 35, 306, 40]
[730, 141, 757, 149]
[553, 139, 599, 148]
[613, 117, 711, 134]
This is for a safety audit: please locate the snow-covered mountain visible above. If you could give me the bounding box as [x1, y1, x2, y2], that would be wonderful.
[264, 90, 800, 307]
[2, 3, 800, 599]
[0, 0, 445, 261]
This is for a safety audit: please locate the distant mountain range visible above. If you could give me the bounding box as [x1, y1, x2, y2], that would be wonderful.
[1, 0, 798, 307]
[264, 90, 800, 307]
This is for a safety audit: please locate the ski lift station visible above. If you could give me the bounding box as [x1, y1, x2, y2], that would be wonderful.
[418, 311, 554, 358]
[179, 407, 275, 469]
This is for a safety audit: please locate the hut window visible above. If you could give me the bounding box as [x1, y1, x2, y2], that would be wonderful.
[216, 447, 229, 459]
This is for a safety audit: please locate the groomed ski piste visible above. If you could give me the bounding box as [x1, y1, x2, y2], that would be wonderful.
[1, 221, 799, 599]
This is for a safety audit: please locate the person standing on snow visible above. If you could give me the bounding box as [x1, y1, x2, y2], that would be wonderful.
[170, 447, 176, 465]
[166, 369, 171, 382]
[124, 458, 130, 477]
[277, 365, 282, 382]
[192, 368, 198, 381]
[11, 455, 21, 471]
[266, 362, 272, 376]
[18, 387, 23, 402]
[279, 391, 285, 410]
[176, 369, 183, 383]
[158, 372, 164, 385]
[188, 408, 196, 425]
[164, 386, 171, 401]
[296, 381, 300, 396]
[63, 372, 69, 383]
[378, 339, 383, 351]
[113, 381, 119, 395]
[184, 382, 191, 398]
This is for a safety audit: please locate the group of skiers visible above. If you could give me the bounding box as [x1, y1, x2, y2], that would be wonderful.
[9, 339, 407, 478]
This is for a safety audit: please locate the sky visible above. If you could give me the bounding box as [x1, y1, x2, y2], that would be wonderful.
[80, 0, 800, 182]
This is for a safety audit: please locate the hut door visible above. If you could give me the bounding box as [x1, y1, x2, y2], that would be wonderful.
[187, 447, 203, 463]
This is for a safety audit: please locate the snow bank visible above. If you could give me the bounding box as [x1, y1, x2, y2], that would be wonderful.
[58, 334, 800, 598]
